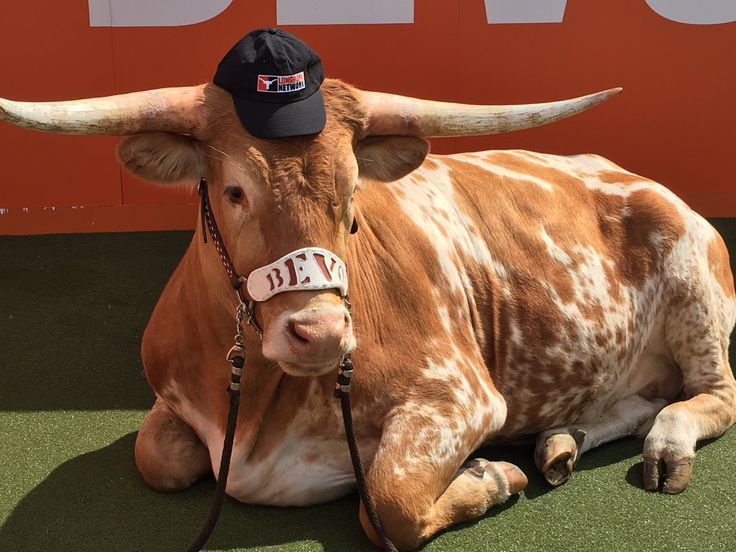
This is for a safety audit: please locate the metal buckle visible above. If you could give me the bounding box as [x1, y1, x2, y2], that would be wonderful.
[334, 356, 354, 397]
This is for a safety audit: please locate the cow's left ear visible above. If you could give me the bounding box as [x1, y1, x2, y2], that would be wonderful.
[355, 135, 429, 182]
[117, 132, 206, 184]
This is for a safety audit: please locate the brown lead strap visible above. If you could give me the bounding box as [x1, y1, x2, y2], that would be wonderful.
[335, 358, 398, 552]
[186, 350, 244, 552]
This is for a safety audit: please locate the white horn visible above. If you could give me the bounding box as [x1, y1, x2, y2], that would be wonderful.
[0, 85, 207, 136]
[361, 87, 622, 137]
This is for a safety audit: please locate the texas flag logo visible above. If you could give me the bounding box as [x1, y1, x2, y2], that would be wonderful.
[257, 72, 306, 93]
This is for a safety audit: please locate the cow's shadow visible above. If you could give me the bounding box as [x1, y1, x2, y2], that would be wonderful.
[476, 436, 645, 500]
[0, 433, 641, 552]
[0, 431, 721, 551]
[0, 432, 375, 552]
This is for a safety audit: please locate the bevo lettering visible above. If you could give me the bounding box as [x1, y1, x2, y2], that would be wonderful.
[267, 268, 285, 292]
[484, 0, 567, 24]
[314, 253, 338, 282]
[290, 254, 312, 286]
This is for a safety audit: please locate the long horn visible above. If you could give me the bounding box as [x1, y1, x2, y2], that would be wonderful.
[0, 85, 206, 136]
[360, 88, 622, 137]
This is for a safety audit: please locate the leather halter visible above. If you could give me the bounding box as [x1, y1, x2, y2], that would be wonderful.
[198, 178, 262, 338]
[188, 178, 397, 552]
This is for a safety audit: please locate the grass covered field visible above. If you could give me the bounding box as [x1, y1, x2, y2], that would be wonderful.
[1, 223, 735, 552]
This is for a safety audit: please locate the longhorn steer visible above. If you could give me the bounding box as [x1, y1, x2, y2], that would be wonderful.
[1, 80, 734, 550]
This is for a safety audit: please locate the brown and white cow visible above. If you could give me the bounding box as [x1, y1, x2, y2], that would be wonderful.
[1, 80, 734, 550]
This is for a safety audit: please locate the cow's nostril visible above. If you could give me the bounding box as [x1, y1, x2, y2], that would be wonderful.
[288, 319, 311, 344]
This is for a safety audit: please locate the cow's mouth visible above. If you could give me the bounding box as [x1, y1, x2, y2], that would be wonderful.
[277, 360, 341, 377]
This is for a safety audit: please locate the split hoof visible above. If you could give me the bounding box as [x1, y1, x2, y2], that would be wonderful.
[535, 432, 582, 487]
[643, 456, 693, 494]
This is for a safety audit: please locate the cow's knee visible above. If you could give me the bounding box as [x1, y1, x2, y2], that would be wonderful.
[135, 399, 210, 492]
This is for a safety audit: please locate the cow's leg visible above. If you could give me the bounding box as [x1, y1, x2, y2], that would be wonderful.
[643, 284, 736, 494]
[135, 397, 211, 491]
[534, 395, 667, 486]
[357, 402, 526, 550]
[642, 364, 736, 494]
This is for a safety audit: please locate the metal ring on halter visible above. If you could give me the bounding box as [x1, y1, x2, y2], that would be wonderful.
[235, 276, 248, 306]
[343, 293, 352, 313]
[231, 276, 262, 340]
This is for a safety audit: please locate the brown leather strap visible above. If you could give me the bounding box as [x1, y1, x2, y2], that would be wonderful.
[199, 178, 248, 295]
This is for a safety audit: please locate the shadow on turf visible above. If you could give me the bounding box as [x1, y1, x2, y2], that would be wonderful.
[0, 432, 375, 552]
[2, 431, 726, 552]
[0, 436, 554, 552]
[477, 436, 647, 500]
[2, 222, 734, 413]
[3, 226, 736, 549]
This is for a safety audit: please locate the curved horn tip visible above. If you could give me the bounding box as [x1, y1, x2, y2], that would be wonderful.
[0, 86, 206, 136]
[600, 87, 623, 98]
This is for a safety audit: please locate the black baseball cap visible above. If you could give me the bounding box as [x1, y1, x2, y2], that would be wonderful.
[213, 28, 326, 139]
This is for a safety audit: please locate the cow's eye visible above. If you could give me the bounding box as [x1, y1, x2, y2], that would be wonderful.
[225, 186, 245, 204]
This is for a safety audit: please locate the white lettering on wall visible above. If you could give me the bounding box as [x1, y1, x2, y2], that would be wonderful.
[645, 0, 736, 25]
[484, 0, 567, 24]
[88, 0, 233, 27]
[276, 0, 413, 25]
[87, 0, 736, 28]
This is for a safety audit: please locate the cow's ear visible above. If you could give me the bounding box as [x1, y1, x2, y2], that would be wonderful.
[355, 135, 429, 182]
[117, 132, 205, 184]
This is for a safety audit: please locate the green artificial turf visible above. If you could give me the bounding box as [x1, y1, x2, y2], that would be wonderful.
[1, 222, 736, 552]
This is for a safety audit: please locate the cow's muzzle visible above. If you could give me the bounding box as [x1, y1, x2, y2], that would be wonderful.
[246, 247, 354, 375]
[262, 303, 356, 376]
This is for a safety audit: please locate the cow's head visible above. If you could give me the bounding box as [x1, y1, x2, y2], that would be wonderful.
[0, 81, 619, 375]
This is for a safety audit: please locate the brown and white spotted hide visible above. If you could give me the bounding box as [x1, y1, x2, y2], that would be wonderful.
[126, 81, 735, 550]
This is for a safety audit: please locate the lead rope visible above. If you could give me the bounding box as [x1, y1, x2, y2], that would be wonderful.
[187, 179, 397, 552]
[185, 303, 248, 552]
[335, 357, 398, 552]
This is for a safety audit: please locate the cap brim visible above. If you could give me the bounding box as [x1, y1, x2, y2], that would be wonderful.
[232, 89, 326, 139]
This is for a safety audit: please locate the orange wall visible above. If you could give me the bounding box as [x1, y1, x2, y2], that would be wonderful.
[0, 1, 735, 234]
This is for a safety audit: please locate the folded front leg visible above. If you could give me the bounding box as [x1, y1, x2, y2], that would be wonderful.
[358, 398, 524, 550]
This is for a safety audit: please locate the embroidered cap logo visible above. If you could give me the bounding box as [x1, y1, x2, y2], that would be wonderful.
[257, 72, 306, 93]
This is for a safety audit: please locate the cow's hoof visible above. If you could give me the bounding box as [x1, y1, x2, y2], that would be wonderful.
[498, 461, 528, 495]
[643, 456, 693, 494]
[536, 433, 579, 487]
[544, 454, 573, 486]
[464, 458, 528, 495]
